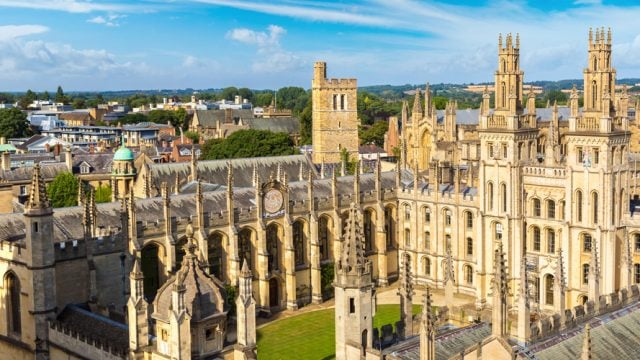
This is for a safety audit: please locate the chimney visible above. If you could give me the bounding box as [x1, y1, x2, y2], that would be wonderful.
[225, 108, 233, 124]
[64, 146, 73, 171]
[0, 137, 5, 145]
[1, 151, 10, 171]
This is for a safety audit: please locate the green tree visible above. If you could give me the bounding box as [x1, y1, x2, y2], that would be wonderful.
[276, 87, 309, 114]
[238, 87, 254, 103]
[175, 108, 189, 130]
[147, 110, 178, 126]
[41, 91, 50, 101]
[0, 108, 30, 138]
[94, 184, 112, 203]
[119, 113, 147, 125]
[359, 120, 388, 147]
[432, 96, 448, 110]
[0, 93, 15, 104]
[544, 90, 568, 105]
[200, 129, 297, 160]
[18, 89, 37, 109]
[184, 131, 200, 144]
[55, 86, 67, 104]
[220, 87, 239, 101]
[255, 92, 274, 107]
[72, 98, 86, 109]
[47, 172, 79, 208]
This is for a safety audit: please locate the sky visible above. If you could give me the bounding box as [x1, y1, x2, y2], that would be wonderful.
[2, 0, 640, 91]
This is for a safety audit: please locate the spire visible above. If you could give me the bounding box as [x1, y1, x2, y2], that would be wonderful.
[581, 324, 592, 360]
[337, 202, 368, 277]
[588, 238, 600, 303]
[190, 146, 198, 181]
[516, 254, 531, 343]
[420, 286, 436, 360]
[398, 253, 414, 337]
[554, 246, 567, 319]
[424, 83, 432, 117]
[412, 89, 423, 118]
[25, 163, 52, 215]
[77, 178, 84, 206]
[227, 161, 234, 196]
[491, 243, 509, 337]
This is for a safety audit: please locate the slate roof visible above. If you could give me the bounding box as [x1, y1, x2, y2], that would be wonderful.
[432, 106, 574, 126]
[72, 153, 113, 174]
[0, 162, 68, 183]
[240, 117, 300, 133]
[194, 109, 254, 127]
[54, 304, 128, 353]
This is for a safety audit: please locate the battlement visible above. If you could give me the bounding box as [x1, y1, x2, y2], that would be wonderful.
[312, 61, 357, 89]
[498, 33, 519, 52]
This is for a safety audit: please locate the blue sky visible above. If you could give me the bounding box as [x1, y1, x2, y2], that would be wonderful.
[2, 0, 640, 91]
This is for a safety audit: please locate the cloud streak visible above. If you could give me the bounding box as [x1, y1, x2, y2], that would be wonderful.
[0, 24, 49, 41]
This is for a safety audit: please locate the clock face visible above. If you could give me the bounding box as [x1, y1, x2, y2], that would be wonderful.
[264, 189, 283, 214]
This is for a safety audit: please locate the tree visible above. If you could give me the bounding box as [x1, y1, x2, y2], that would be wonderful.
[255, 92, 273, 107]
[18, 89, 36, 109]
[94, 184, 112, 203]
[299, 100, 312, 145]
[147, 110, 178, 126]
[0, 108, 30, 138]
[119, 113, 147, 125]
[276, 87, 309, 114]
[544, 90, 568, 105]
[238, 87, 254, 104]
[200, 129, 297, 160]
[220, 87, 239, 101]
[72, 98, 86, 110]
[41, 91, 50, 101]
[0, 93, 15, 104]
[47, 172, 79, 208]
[184, 131, 200, 144]
[359, 121, 388, 147]
[55, 86, 67, 104]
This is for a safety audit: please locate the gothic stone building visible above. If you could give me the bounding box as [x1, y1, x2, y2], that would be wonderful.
[1, 28, 640, 359]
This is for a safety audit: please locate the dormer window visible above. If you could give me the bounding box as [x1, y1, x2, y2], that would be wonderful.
[80, 165, 90, 174]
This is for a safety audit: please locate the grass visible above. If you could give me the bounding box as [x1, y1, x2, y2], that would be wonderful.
[256, 304, 422, 360]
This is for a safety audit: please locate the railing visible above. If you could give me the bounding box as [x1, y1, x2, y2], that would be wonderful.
[577, 117, 598, 131]
[488, 115, 507, 128]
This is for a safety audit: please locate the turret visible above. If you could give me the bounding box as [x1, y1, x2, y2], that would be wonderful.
[491, 243, 509, 338]
[235, 259, 257, 358]
[420, 287, 436, 360]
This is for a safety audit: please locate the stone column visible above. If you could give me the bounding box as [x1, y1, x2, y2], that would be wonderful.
[310, 214, 322, 304]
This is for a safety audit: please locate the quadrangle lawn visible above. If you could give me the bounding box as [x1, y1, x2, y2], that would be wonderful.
[256, 304, 422, 360]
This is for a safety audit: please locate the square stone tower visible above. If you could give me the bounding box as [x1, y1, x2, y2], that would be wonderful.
[312, 62, 359, 164]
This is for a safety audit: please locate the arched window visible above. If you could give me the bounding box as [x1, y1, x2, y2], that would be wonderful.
[293, 221, 305, 266]
[501, 82, 506, 108]
[501, 183, 507, 212]
[404, 203, 411, 220]
[466, 237, 473, 256]
[266, 225, 278, 272]
[583, 233, 592, 252]
[424, 207, 431, 224]
[582, 264, 590, 284]
[445, 209, 452, 226]
[239, 229, 253, 270]
[364, 210, 374, 252]
[547, 200, 555, 219]
[445, 235, 451, 249]
[141, 244, 161, 302]
[532, 198, 541, 217]
[592, 192, 599, 224]
[5, 273, 21, 336]
[208, 233, 224, 280]
[318, 216, 330, 261]
[404, 228, 411, 247]
[464, 265, 473, 284]
[576, 190, 583, 222]
[635, 234, 640, 252]
[546, 229, 555, 253]
[495, 222, 503, 241]
[384, 207, 395, 249]
[591, 80, 597, 108]
[545, 275, 554, 305]
[488, 182, 494, 210]
[635, 264, 640, 284]
[424, 257, 431, 276]
[533, 227, 541, 251]
[465, 211, 473, 229]
[424, 231, 431, 250]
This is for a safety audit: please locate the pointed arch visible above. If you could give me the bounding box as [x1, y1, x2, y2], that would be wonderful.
[293, 218, 307, 267]
[318, 215, 333, 262]
[266, 223, 282, 273]
[4, 272, 21, 336]
[208, 231, 227, 281]
[238, 227, 255, 272]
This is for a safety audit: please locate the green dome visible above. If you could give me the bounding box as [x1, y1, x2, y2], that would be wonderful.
[113, 146, 134, 161]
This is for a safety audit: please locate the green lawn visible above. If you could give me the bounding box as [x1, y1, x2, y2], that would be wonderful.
[256, 304, 421, 360]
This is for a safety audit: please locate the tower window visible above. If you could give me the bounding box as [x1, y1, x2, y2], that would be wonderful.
[349, 298, 355, 314]
[340, 94, 346, 110]
[333, 94, 338, 110]
[583, 264, 589, 284]
[583, 234, 592, 252]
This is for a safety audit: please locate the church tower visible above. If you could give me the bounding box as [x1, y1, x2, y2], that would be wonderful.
[24, 164, 57, 359]
[311, 62, 359, 164]
[583, 27, 616, 119]
[494, 33, 523, 116]
[334, 203, 374, 360]
[112, 135, 136, 200]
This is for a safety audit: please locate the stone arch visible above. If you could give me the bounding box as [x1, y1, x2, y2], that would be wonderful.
[318, 214, 334, 262]
[575, 189, 584, 222]
[266, 223, 284, 273]
[363, 207, 376, 253]
[4, 271, 21, 336]
[463, 264, 473, 284]
[238, 227, 255, 272]
[529, 225, 541, 251]
[292, 218, 308, 267]
[141, 242, 166, 302]
[384, 204, 397, 249]
[207, 230, 227, 281]
[543, 227, 556, 253]
[420, 128, 432, 169]
[544, 274, 554, 305]
[422, 256, 431, 277]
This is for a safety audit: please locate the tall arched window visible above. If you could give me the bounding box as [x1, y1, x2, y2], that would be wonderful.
[582, 264, 590, 284]
[266, 225, 279, 272]
[635, 233, 640, 252]
[404, 228, 411, 247]
[293, 221, 305, 266]
[445, 209, 452, 226]
[488, 182, 494, 210]
[591, 80, 597, 108]
[635, 264, 640, 284]
[208, 233, 224, 280]
[424, 257, 431, 276]
[239, 229, 254, 272]
[318, 216, 330, 261]
[495, 222, 503, 241]
[464, 265, 473, 284]
[592, 192, 599, 224]
[532, 198, 541, 217]
[404, 204, 411, 220]
[384, 207, 395, 249]
[424, 231, 431, 250]
[546, 229, 555, 253]
[547, 200, 555, 219]
[545, 275, 554, 305]
[533, 226, 541, 251]
[576, 190, 583, 222]
[424, 207, 431, 224]
[466, 237, 473, 256]
[501, 82, 506, 108]
[465, 211, 473, 229]
[501, 183, 507, 212]
[5, 273, 21, 336]
[583, 233, 592, 252]
[364, 210, 374, 252]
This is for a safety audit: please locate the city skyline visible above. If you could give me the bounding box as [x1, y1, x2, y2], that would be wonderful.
[2, 0, 640, 91]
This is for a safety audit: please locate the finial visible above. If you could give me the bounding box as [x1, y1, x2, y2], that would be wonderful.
[588, 27, 593, 44]
[516, 33, 520, 48]
[498, 33, 503, 48]
[607, 27, 611, 44]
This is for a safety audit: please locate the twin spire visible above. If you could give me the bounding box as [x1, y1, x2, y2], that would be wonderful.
[25, 163, 52, 215]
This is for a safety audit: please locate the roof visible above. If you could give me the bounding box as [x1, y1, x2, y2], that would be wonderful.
[54, 304, 128, 353]
[72, 153, 113, 174]
[0, 162, 68, 183]
[194, 109, 254, 127]
[114, 146, 134, 161]
[58, 111, 90, 121]
[0, 143, 17, 152]
[432, 106, 573, 126]
[240, 117, 300, 133]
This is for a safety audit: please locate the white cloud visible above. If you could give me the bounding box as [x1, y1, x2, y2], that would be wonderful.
[0, 24, 49, 41]
[0, 0, 130, 13]
[227, 25, 304, 74]
[87, 14, 126, 27]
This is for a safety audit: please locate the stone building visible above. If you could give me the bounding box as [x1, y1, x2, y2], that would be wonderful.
[2, 28, 640, 360]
